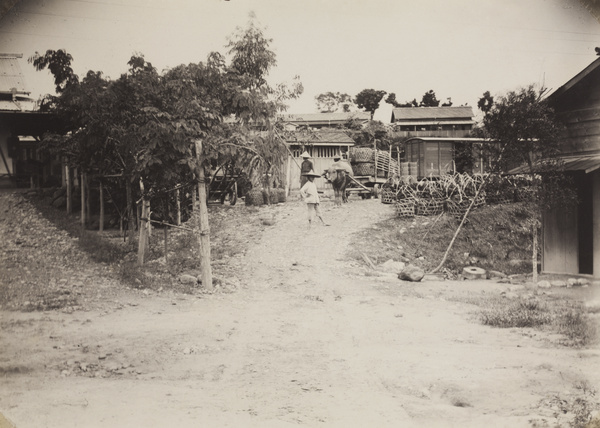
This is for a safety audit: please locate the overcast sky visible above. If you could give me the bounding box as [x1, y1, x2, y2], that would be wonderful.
[1, 0, 600, 121]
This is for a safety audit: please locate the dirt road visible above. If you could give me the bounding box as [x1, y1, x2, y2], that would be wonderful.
[1, 194, 599, 427]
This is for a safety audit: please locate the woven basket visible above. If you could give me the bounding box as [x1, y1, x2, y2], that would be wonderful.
[447, 196, 486, 220]
[488, 191, 514, 205]
[245, 188, 264, 206]
[353, 162, 375, 176]
[381, 188, 397, 204]
[447, 199, 470, 219]
[395, 199, 415, 218]
[415, 198, 445, 216]
[276, 188, 286, 203]
[515, 187, 536, 202]
[352, 148, 374, 163]
[472, 192, 486, 208]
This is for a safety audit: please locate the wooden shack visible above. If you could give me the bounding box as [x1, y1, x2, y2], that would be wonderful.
[403, 137, 490, 177]
[540, 57, 600, 277]
[285, 130, 355, 192]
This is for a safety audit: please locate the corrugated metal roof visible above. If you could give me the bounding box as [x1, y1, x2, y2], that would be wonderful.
[392, 120, 475, 126]
[405, 137, 489, 142]
[287, 130, 354, 145]
[0, 97, 36, 112]
[509, 153, 600, 174]
[280, 112, 370, 123]
[0, 54, 29, 94]
[392, 106, 474, 121]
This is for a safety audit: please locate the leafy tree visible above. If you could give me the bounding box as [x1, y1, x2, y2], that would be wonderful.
[354, 89, 386, 119]
[477, 91, 494, 114]
[226, 14, 276, 90]
[384, 93, 401, 108]
[315, 92, 353, 113]
[420, 90, 440, 107]
[29, 49, 79, 94]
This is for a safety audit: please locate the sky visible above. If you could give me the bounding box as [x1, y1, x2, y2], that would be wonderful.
[1, 0, 600, 122]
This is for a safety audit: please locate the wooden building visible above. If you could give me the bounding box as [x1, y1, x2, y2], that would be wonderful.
[540, 57, 600, 278]
[285, 130, 355, 192]
[391, 106, 477, 177]
[0, 53, 60, 188]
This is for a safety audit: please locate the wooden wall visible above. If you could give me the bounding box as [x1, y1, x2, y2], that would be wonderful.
[405, 141, 453, 177]
[542, 204, 579, 275]
[553, 68, 600, 155]
[287, 155, 334, 191]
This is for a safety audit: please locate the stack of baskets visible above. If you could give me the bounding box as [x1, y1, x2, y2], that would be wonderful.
[350, 148, 375, 176]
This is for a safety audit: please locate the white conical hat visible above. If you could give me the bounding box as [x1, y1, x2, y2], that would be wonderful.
[300, 151, 311, 158]
[301, 169, 321, 177]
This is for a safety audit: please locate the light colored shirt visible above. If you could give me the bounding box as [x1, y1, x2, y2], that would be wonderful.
[300, 180, 320, 204]
[327, 160, 354, 179]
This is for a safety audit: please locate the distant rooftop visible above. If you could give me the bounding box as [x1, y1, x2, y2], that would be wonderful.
[0, 53, 30, 95]
[391, 106, 474, 122]
[279, 111, 371, 124]
[286, 129, 354, 145]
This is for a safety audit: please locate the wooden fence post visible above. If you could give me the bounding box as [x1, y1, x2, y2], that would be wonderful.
[99, 179, 104, 232]
[195, 139, 213, 290]
[137, 178, 149, 265]
[65, 164, 72, 215]
[80, 171, 86, 228]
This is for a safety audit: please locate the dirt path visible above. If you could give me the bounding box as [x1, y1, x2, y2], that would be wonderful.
[1, 195, 599, 427]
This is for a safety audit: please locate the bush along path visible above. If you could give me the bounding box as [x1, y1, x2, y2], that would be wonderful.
[0, 192, 122, 312]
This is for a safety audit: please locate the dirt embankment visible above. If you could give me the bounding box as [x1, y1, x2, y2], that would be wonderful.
[1, 192, 599, 428]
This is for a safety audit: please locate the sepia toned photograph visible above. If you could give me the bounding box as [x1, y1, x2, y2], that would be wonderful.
[1, 0, 599, 426]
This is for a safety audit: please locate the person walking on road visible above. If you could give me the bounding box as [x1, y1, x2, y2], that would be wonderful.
[300, 170, 329, 228]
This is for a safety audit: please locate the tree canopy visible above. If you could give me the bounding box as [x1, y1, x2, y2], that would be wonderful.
[419, 90, 440, 107]
[315, 92, 354, 113]
[226, 15, 276, 90]
[354, 89, 386, 119]
[385, 90, 451, 108]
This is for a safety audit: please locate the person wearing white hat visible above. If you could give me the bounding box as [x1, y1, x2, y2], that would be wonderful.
[300, 151, 314, 188]
[299, 170, 329, 228]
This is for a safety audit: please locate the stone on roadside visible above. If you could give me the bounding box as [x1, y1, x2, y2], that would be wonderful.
[462, 266, 486, 280]
[398, 264, 425, 282]
[501, 291, 519, 300]
[537, 280, 551, 289]
[379, 259, 405, 274]
[422, 273, 445, 281]
[178, 274, 198, 285]
[550, 280, 567, 287]
[577, 278, 590, 286]
[567, 278, 578, 287]
[488, 270, 507, 279]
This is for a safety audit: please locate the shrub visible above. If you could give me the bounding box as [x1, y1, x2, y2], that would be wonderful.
[556, 305, 598, 347]
[480, 299, 553, 328]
